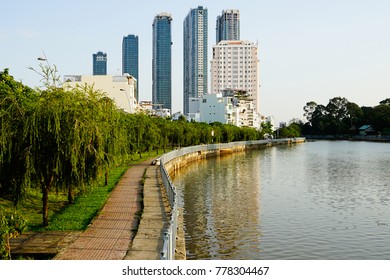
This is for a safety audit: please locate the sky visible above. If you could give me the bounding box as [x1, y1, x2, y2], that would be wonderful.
[1, 0, 389, 124]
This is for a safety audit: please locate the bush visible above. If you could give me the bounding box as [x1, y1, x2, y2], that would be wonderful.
[0, 207, 27, 260]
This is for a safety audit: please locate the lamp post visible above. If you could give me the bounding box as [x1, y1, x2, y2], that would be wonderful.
[28, 51, 61, 88]
[120, 88, 132, 113]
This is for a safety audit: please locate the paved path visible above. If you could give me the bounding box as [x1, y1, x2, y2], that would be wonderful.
[53, 160, 166, 260]
[125, 166, 170, 259]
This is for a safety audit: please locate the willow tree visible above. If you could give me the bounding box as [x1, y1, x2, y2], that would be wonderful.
[0, 69, 36, 205]
[26, 83, 117, 225]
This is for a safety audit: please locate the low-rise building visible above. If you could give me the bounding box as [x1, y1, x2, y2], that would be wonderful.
[199, 93, 232, 124]
[198, 91, 264, 129]
[63, 74, 137, 113]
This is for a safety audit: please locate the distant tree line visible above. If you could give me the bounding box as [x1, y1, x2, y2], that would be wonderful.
[0, 69, 265, 226]
[298, 96, 390, 135]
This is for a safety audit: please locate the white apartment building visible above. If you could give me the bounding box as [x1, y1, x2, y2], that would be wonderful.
[199, 93, 233, 124]
[210, 40, 260, 113]
[198, 91, 264, 129]
[63, 75, 137, 113]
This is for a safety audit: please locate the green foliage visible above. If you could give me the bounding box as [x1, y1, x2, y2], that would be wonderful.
[260, 122, 273, 138]
[0, 69, 37, 204]
[0, 207, 27, 259]
[301, 96, 390, 135]
[278, 123, 301, 138]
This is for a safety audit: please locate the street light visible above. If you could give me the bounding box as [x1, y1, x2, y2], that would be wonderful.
[120, 88, 132, 113]
[37, 50, 50, 67]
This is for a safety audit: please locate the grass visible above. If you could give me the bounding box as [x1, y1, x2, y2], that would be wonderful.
[0, 149, 167, 232]
[41, 165, 129, 231]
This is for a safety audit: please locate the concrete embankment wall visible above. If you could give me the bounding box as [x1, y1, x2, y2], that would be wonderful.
[163, 138, 305, 176]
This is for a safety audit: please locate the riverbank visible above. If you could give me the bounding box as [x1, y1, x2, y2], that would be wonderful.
[304, 135, 390, 142]
[162, 138, 305, 177]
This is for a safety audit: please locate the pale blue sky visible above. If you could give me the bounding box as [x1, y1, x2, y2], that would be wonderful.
[1, 0, 389, 123]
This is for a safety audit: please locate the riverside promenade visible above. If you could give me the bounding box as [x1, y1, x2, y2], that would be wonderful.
[11, 158, 170, 260]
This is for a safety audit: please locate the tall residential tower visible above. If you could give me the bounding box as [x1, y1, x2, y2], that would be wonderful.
[216, 9, 240, 43]
[93, 51, 107, 75]
[210, 40, 260, 112]
[183, 6, 208, 116]
[122, 34, 139, 101]
[152, 13, 172, 112]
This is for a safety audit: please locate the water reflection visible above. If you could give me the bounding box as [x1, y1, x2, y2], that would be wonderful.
[173, 141, 390, 259]
[174, 152, 262, 259]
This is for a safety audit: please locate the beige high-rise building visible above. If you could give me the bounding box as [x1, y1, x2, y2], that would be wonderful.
[210, 40, 260, 113]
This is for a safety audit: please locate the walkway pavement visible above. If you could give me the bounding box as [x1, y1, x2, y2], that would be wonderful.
[53, 159, 168, 260]
[125, 166, 170, 259]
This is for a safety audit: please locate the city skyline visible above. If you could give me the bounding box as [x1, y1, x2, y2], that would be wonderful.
[1, 0, 389, 123]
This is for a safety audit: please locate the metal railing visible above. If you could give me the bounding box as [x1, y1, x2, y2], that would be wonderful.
[159, 157, 177, 260]
[159, 138, 305, 259]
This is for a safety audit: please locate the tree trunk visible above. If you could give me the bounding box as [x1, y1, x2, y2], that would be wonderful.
[105, 170, 109, 186]
[42, 175, 54, 227]
[42, 186, 49, 227]
[68, 185, 74, 204]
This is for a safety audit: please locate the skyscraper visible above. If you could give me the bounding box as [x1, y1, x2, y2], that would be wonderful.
[93, 51, 107, 75]
[122, 34, 139, 101]
[183, 6, 208, 116]
[152, 13, 172, 112]
[216, 9, 240, 43]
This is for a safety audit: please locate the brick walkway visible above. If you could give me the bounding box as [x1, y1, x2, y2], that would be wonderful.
[54, 160, 156, 260]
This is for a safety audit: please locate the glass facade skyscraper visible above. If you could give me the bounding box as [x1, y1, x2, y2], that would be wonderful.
[152, 13, 172, 112]
[183, 6, 208, 116]
[216, 9, 240, 43]
[93, 51, 107, 75]
[122, 34, 139, 101]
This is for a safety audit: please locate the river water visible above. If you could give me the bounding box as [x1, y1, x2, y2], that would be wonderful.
[172, 140, 390, 259]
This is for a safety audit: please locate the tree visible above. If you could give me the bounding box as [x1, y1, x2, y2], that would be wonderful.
[303, 101, 317, 124]
[326, 97, 349, 121]
[346, 102, 363, 123]
[379, 98, 390, 106]
[0, 69, 37, 205]
[302, 97, 364, 135]
[260, 122, 273, 138]
[278, 123, 301, 138]
[310, 104, 327, 134]
[26, 87, 109, 225]
[372, 104, 390, 132]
